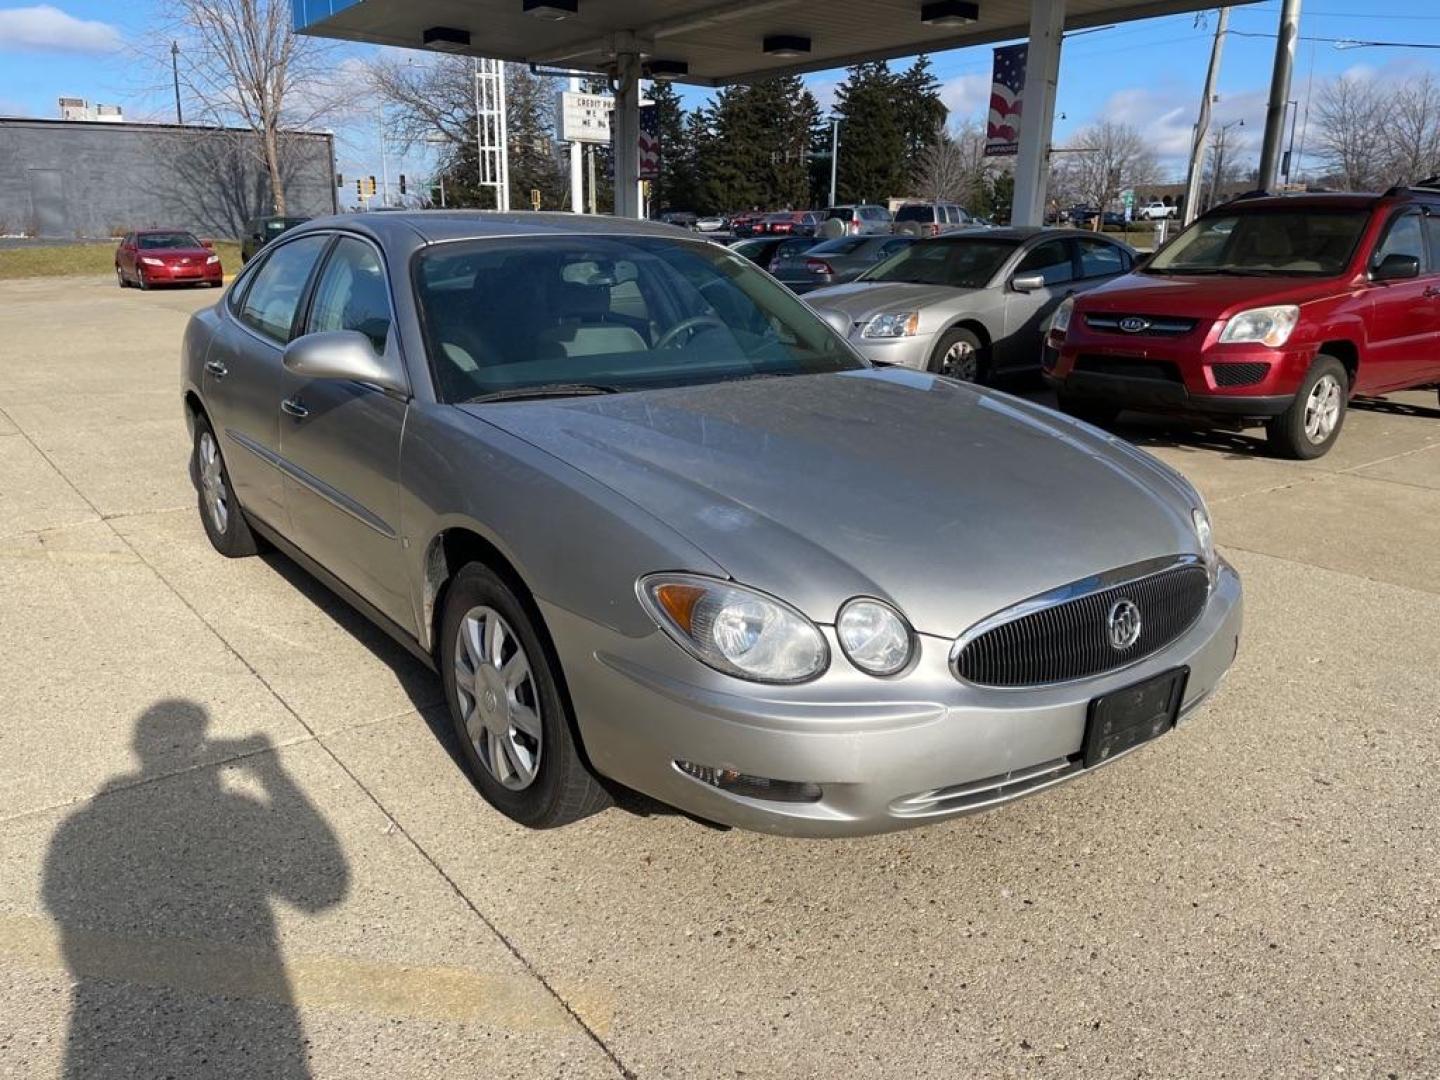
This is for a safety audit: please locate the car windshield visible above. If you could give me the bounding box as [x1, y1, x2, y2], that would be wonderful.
[808, 237, 868, 255]
[138, 232, 201, 250]
[1146, 208, 1370, 277]
[414, 235, 865, 403]
[859, 237, 1018, 287]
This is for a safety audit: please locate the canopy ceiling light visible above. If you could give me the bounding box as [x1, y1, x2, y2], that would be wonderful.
[762, 34, 811, 58]
[523, 0, 578, 19]
[421, 25, 471, 51]
[648, 59, 690, 80]
[920, 1, 980, 27]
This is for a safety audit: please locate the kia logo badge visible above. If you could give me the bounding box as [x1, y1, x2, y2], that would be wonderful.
[1119, 316, 1149, 333]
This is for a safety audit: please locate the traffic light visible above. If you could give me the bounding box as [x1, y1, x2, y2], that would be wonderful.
[336, 172, 343, 188]
[399, 174, 407, 195]
[367, 176, 377, 196]
[355, 179, 362, 197]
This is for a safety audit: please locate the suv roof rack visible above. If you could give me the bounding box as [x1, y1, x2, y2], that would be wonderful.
[1231, 189, 1272, 201]
[1413, 174, 1440, 192]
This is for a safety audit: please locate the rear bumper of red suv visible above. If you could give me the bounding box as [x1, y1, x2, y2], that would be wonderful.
[1044, 321, 1311, 419]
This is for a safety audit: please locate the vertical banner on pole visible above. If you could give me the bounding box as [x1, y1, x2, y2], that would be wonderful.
[985, 43, 1028, 157]
[638, 104, 661, 181]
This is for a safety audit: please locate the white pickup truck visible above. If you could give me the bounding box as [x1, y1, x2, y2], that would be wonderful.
[1137, 201, 1178, 221]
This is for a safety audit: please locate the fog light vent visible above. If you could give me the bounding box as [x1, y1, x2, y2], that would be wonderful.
[674, 761, 822, 803]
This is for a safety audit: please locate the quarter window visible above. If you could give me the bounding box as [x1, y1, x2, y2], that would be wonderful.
[1373, 211, 1427, 272]
[238, 235, 328, 343]
[307, 237, 392, 353]
[1015, 240, 1075, 286]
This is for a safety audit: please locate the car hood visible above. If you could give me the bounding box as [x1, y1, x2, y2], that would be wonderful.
[460, 370, 1202, 638]
[141, 247, 212, 260]
[1082, 271, 1350, 318]
[805, 282, 978, 323]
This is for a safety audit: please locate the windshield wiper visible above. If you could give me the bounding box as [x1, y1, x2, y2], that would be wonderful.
[463, 383, 623, 404]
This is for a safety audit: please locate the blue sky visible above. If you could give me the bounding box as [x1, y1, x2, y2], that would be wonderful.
[2, 0, 1439, 198]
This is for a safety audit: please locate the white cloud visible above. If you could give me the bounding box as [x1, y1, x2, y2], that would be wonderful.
[0, 5, 121, 54]
[940, 73, 992, 124]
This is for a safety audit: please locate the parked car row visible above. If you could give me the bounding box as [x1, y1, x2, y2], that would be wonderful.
[728, 234, 919, 293]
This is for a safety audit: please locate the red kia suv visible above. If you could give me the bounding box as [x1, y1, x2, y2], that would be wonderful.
[1044, 184, 1440, 458]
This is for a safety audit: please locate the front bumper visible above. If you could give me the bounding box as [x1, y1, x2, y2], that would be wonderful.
[843, 331, 936, 371]
[141, 262, 223, 285]
[543, 560, 1242, 837]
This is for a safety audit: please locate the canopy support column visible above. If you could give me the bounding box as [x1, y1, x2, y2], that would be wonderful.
[1011, 0, 1065, 227]
[613, 49, 643, 219]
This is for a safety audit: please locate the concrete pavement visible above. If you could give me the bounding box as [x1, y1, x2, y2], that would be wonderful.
[1, 275, 1437, 1078]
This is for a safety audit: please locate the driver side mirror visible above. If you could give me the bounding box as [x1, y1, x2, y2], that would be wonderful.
[1372, 253, 1420, 282]
[282, 331, 406, 395]
[1011, 273, 1046, 292]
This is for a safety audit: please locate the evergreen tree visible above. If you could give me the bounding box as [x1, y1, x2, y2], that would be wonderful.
[895, 56, 949, 188]
[833, 62, 906, 203]
[505, 65, 567, 211]
[648, 81, 696, 212]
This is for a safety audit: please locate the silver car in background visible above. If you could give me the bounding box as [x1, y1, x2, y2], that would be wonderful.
[182, 212, 1239, 837]
[808, 227, 1135, 382]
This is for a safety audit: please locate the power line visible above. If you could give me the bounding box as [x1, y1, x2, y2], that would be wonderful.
[1228, 29, 1440, 48]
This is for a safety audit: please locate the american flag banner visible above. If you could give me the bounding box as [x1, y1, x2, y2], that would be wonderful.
[985, 43, 1028, 157]
[638, 104, 661, 180]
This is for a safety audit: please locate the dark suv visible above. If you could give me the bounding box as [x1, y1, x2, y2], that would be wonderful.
[1045, 184, 1440, 458]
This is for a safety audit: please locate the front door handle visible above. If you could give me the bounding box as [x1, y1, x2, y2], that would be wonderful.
[1425, 285, 1440, 299]
[280, 398, 309, 419]
[204, 359, 228, 378]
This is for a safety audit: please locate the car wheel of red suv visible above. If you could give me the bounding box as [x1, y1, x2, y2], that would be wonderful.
[1267, 355, 1347, 460]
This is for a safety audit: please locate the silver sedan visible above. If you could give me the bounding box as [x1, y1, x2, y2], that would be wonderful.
[181, 212, 1240, 837]
[807, 227, 1136, 382]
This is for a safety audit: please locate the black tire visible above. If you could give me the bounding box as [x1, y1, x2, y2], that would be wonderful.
[137, 274, 150, 291]
[928, 326, 986, 383]
[191, 413, 264, 557]
[1056, 393, 1121, 428]
[1266, 354, 1348, 460]
[116, 267, 128, 289]
[439, 563, 610, 829]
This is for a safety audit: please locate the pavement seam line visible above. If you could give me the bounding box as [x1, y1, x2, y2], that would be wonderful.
[1219, 541, 1440, 598]
[0, 403, 635, 1078]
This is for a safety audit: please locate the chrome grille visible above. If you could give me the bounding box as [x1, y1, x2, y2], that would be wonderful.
[952, 559, 1210, 688]
[890, 756, 1081, 817]
[1084, 313, 1197, 336]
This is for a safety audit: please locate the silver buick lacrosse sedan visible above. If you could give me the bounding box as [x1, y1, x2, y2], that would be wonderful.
[181, 212, 1241, 837]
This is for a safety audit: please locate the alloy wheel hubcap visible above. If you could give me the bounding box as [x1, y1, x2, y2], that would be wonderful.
[198, 432, 228, 533]
[454, 605, 542, 790]
[1303, 373, 1342, 444]
[941, 341, 978, 382]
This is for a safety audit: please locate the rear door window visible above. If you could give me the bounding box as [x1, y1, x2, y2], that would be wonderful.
[1076, 238, 1127, 279]
[238, 234, 329, 343]
[1426, 212, 1440, 270]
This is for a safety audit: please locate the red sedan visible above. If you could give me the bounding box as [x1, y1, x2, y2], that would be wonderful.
[116, 230, 224, 289]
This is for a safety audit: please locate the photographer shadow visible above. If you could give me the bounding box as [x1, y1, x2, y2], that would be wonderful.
[42, 699, 349, 1079]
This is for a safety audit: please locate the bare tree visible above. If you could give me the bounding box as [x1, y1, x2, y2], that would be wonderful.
[1056, 121, 1160, 210]
[915, 119, 1001, 214]
[154, 0, 342, 213]
[367, 53, 478, 154]
[1313, 75, 1383, 191]
[1382, 73, 1440, 186]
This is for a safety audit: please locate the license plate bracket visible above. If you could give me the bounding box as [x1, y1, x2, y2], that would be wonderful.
[1083, 668, 1188, 768]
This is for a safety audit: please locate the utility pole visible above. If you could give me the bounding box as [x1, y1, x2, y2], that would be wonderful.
[378, 109, 390, 207]
[1258, 0, 1302, 191]
[1182, 7, 1228, 226]
[828, 117, 841, 208]
[170, 41, 183, 124]
[1208, 120, 1243, 210]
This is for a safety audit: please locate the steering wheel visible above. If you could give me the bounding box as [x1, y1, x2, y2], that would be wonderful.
[654, 314, 728, 350]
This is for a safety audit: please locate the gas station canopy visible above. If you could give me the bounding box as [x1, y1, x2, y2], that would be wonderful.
[292, 0, 1247, 87]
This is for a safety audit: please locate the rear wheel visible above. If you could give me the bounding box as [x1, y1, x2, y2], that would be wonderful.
[1267, 355, 1347, 460]
[115, 267, 128, 289]
[440, 563, 610, 829]
[928, 327, 986, 383]
[192, 414, 264, 557]
[1056, 393, 1121, 428]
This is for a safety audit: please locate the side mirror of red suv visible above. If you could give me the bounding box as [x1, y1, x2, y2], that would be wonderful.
[1372, 253, 1420, 282]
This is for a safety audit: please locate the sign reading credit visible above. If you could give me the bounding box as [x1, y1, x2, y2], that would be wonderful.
[558, 91, 614, 144]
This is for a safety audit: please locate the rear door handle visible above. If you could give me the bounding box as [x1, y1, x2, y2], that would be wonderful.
[1425, 285, 1440, 298]
[204, 359, 228, 378]
[280, 398, 309, 419]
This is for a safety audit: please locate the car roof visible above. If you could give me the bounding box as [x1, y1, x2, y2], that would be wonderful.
[1209, 192, 1384, 212]
[288, 210, 698, 248]
[928, 226, 1071, 242]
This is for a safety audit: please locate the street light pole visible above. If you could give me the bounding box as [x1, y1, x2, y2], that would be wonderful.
[828, 117, 841, 208]
[170, 41, 183, 125]
[1258, 0, 1302, 190]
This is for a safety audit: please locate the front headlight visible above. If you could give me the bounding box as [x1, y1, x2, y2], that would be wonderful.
[1192, 505, 1217, 580]
[862, 311, 920, 338]
[1219, 305, 1299, 347]
[140, 256, 164, 267]
[837, 598, 914, 676]
[638, 573, 829, 684]
[206, 254, 220, 265]
[1049, 296, 1075, 337]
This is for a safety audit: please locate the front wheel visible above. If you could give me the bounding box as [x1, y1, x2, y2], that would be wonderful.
[440, 564, 610, 829]
[928, 327, 985, 383]
[1266, 355, 1347, 459]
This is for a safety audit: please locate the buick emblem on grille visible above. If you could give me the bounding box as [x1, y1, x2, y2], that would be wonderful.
[1118, 316, 1149, 333]
[1106, 598, 1142, 650]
